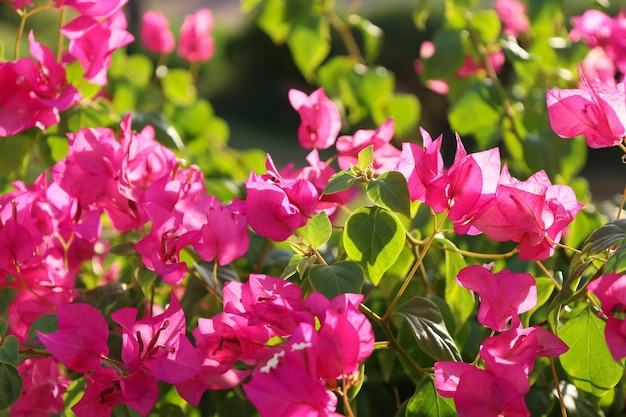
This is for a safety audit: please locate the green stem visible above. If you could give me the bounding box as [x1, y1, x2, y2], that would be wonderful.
[56, 7, 66, 61]
[15, 9, 27, 60]
[550, 358, 568, 417]
[326, 12, 365, 65]
[430, 243, 520, 259]
[383, 210, 448, 321]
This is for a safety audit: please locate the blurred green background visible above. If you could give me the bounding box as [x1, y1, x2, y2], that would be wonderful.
[0, 0, 624, 199]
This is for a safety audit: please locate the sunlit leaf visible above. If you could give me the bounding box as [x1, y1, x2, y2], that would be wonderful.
[559, 307, 623, 397]
[298, 211, 332, 249]
[367, 171, 412, 218]
[405, 374, 456, 417]
[323, 170, 357, 195]
[287, 15, 330, 81]
[384, 93, 421, 136]
[343, 206, 406, 285]
[582, 219, 626, 256]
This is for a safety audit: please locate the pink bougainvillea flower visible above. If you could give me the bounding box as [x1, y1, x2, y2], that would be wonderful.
[37, 303, 109, 373]
[581, 47, 617, 85]
[178, 8, 215, 63]
[435, 362, 530, 417]
[547, 66, 626, 148]
[10, 357, 70, 417]
[480, 323, 568, 393]
[140, 11, 175, 54]
[494, 0, 530, 36]
[470, 165, 582, 260]
[244, 154, 319, 242]
[244, 323, 344, 417]
[336, 118, 400, 174]
[0, 32, 80, 136]
[223, 274, 314, 337]
[587, 274, 626, 360]
[427, 135, 501, 234]
[395, 127, 444, 202]
[453, 366, 530, 417]
[72, 367, 158, 417]
[455, 50, 505, 78]
[53, 0, 127, 17]
[304, 292, 374, 374]
[288, 87, 341, 150]
[457, 265, 537, 331]
[61, 10, 134, 85]
[111, 294, 201, 384]
[291, 149, 352, 214]
[570, 10, 614, 49]
[192, 196, 249, 266]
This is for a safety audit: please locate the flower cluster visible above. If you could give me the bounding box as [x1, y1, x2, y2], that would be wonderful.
[569, 9, 626, 83]
[141, 8, 215, 63]
[33, 275, 373, 417]
[435, 265, 568, 417]
[547, 66, 626, 149]
[396, 129, 582, 260]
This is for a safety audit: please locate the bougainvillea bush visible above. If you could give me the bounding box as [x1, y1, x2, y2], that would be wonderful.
[0, 0, 625, 416]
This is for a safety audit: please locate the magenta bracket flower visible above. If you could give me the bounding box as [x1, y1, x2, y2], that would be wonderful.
[288, 87, 341, 150]
[456, 264, 537, 331]
[547, 66, 626, 149]
[37, 303, 110, 373]
[111, 294, 201, 384]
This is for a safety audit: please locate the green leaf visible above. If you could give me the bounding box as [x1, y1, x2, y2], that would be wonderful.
[162, 69, 196, 106]
[367, 171, 412, 217]
[74, 283, 129, 315]
[131, 111, 185, 152]
[25, 314, 58, 348]
[343, 206, 406, 285]
[433, 236, 473, 333]
[132, 257, 157, 301]
[0, 320, 6, 338]
[258, 0, 313, 43]
[385, 93, 421, 136]
[469, 10, 501, 45]
[46, 135, 68, 163]
[395, 297, 462, 362]
[309, 260, 365, 299]
[356, 65, 395, 122]
[521, 277, 555, 327]
[322, 170, 357, 195]
[348, 15, 383, 64]
[0, 336, 19, 367]
[448, 81, 501, 140]
[421, 29, 464, 79]
[547, 253, 590, 331]
[287, 15, 330, 81]
[0, 363, 22, 410]
[405, 374, 456, 417]
[298, 211, 332, 249]
[605, 244, 626, 274]
[357, 145, 375, 171]
[559, 307, 623, 397]
[582, 219, 626, 256]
